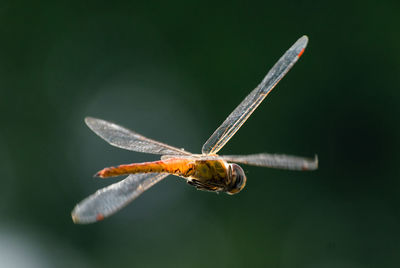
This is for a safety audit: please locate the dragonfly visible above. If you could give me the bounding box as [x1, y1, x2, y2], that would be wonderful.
[71, 35, 317, 224]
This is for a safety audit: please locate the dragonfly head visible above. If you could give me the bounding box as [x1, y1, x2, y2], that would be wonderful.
[227, 163, 247, 195]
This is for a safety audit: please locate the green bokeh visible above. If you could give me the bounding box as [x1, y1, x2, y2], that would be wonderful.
[0, 0, 399, 267]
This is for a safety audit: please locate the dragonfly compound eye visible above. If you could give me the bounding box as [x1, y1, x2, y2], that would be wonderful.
[227, 164, 247, 195]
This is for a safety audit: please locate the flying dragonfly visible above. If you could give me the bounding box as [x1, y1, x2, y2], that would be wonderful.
[72, 35, 317, 224]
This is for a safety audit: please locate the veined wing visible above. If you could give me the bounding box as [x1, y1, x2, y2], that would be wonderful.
[72, 173, 169, 224]
[160, 154, 222, 161]
[202, 36, 308, 155]
[221, 153, 318, 171]
[85, 117, 191, 156]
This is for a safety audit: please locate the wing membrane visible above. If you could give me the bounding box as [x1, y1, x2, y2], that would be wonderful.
[71, 173, 169, 224]
[202, 36, 308, 154]
[222, 153, 318, 171]
[161, 154, 222, 161]
[85, 117, 191, 155]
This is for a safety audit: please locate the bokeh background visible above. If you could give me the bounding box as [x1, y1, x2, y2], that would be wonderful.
[1, 0, 399, 267]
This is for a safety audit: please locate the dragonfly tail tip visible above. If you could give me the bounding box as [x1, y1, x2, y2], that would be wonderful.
[93, 170, 105, 178]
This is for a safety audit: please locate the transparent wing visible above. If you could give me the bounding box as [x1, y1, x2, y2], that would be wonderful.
[85, 117, 191, 155]
[202, 36, 308, 155]
[160, 154, 222, 161]
[221, 153, 318, 171]
[72, 173, 169, 224]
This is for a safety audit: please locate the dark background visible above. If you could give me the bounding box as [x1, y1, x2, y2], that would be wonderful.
[1, 0, 399, 267]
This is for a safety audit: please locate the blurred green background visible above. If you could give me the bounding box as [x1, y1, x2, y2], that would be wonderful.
[1, 0, 399, 267]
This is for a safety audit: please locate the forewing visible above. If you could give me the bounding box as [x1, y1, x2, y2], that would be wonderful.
[85, 117, 191, 155]
[202, 36, 308, 154]
[71, 173, 169, 224]
[222, 153, 318, 171]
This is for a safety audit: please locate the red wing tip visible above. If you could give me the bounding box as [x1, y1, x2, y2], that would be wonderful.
[96, 213, 105, 221]
[301, 165, 310, 171]
[297, 48, 306, 58]
[71, 212, 104, 224]
[301, 155, 319, 171]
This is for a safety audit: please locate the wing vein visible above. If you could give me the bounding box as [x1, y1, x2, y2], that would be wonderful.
[85, 117, 191, 156]
[72, 173, 169, 224]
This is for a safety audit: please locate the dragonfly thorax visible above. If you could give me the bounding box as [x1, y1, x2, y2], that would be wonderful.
[186, 160, 246, 194]
[184, 159, 229, 193]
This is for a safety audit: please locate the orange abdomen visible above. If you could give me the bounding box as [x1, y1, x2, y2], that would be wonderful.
[96, 158, 194, 178]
